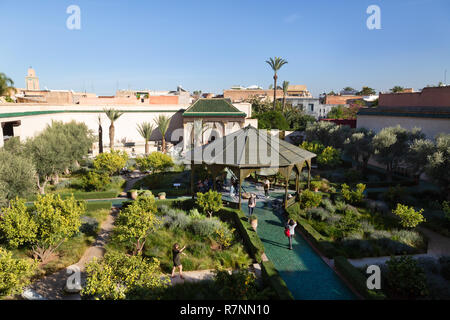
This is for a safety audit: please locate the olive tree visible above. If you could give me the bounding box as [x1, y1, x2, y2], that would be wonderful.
[406, 138, 436, 180]
[343, 128, 375, 171]
[425, 133, 450, 197]
[0, 150, 36, 204]
[372, 126, 424, 181]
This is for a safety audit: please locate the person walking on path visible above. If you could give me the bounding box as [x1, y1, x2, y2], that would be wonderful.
[263, 178, 270, 198]
[248, 193, 256, 216]
[171, 243, 187, 279]
[229, 183, 235, 199]
[286, 219, 297, 250]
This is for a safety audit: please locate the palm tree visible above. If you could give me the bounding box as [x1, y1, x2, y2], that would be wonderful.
[391, 86, 404, 93]
[97, 115, 103, 154]
[104, 108, 124, 150]
[282, 80, 289, 111]
[0, 73, 14, 97]
[265, 57, 288, 109]
[154, 115, 171, 153]
[137, 122, 154, 154]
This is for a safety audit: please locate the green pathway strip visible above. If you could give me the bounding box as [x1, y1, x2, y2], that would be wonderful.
[248, 193, 356, 300]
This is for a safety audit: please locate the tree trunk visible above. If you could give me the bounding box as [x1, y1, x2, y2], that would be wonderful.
[162, 137, 166, 153]
[99, 124, 103, 153]
[273, 74, 278, 110]
[145, 140, 149, 154]
[109, 123, 114, 150]
[37, 176, 48, 195]
[282, 92, 286, 112]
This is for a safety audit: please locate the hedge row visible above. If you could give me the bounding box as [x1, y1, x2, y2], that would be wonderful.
[218, 207, 265, 263]
[86, 201, 112, 213]
[27, 191, 119, 201]
[334, 256, 385, 300]
[260, 261, 294, 300]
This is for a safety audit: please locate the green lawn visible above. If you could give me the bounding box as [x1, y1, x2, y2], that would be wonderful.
[132, 171, 190, 197]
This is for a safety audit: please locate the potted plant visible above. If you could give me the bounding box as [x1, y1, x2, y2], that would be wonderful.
[249, 214, 258, 231]
[129, 189, 138, 200]
[158, 192, 166, 200]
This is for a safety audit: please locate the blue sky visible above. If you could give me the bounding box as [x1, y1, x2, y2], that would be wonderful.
[1, 0, 449, 96]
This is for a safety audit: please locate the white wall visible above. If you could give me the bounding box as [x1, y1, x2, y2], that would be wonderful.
[357, 115, 450, 139]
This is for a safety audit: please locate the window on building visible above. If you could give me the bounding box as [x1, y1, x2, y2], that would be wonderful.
[309, 104, 314, 111]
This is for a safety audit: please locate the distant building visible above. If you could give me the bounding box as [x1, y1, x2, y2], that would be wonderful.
[357, 86, 450, 138]
[224, 84, 311, 103]
[25, 67, 39, 91]
[323, 94, 363, 105]
[281, 97, 333, 119]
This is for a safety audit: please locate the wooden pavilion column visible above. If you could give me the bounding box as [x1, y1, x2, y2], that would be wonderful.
[306, 159, 312, 190]
[279, 165, 294, 209]
[191, 160, 195, 199]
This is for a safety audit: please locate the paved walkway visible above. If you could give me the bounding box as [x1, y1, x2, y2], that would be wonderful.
[246, 192, 355, 300]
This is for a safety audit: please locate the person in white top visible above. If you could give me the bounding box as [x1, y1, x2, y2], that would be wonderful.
[263, 178, 270, 198]
[286, 219, 297, 250]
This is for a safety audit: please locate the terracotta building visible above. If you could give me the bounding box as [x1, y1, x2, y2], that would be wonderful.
[357, 86, 450, 139]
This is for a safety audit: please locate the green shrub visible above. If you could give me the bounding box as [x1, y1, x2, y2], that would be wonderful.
[306, 207, 330, 221]
[341, 183, 366, 205]
[310, 180, 322, 191]
[213, 268, 270, 300]
[299, 189, 322, 209]
[300, 140, 325, 154]
[93, 150, 128, 176]
[391, 229, 425, 248]
[214, 223, 235, 249]
[81, 171, 110, 192]
[196, 190, 223, 218]
[190, 218, 222, 237]
[393, 203, 425, 228]
[321, 198, 336, 214]
[162, 209, 191, 231]
[317, 146, 342, 168]
[135, 152, 174, 173]
[0, 248, 37, 298]
[385, 256, 429, 299]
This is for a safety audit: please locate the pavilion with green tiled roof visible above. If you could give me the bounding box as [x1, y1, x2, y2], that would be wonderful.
[184, 124, 316, 209]
[183, 98, 247, 117]
[182, 98, 248, 151]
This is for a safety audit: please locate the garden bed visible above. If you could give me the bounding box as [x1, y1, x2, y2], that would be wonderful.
[286, 199, 428, 259]
[106, 198, 254, 273]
